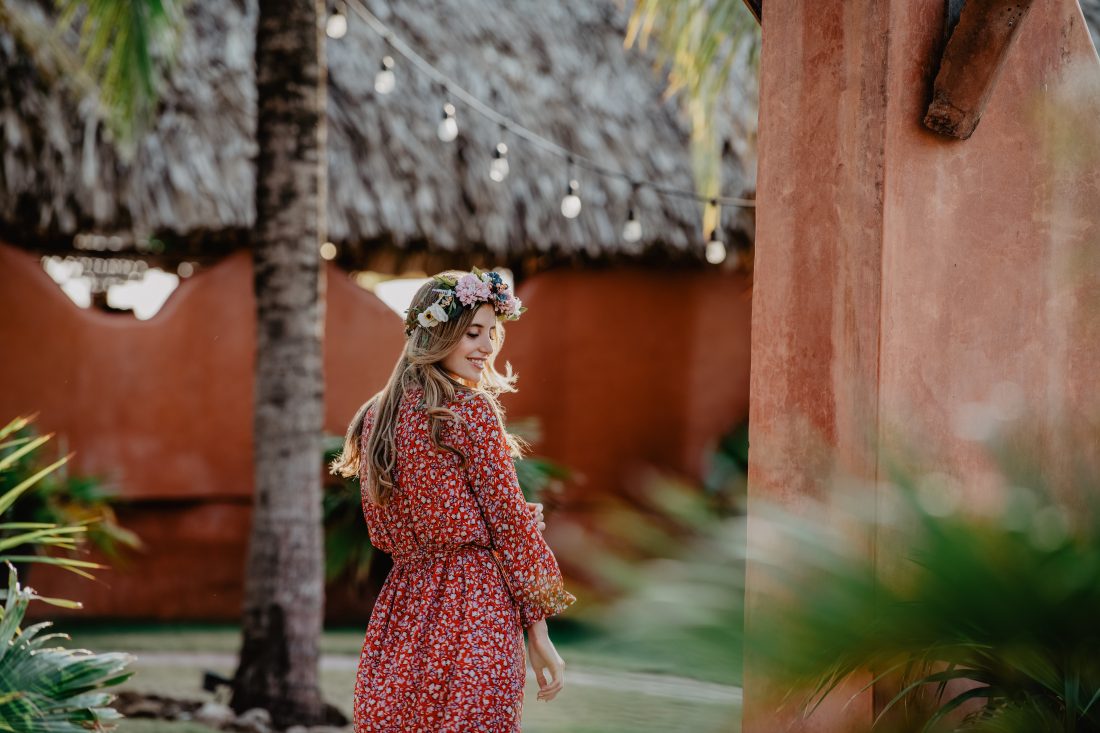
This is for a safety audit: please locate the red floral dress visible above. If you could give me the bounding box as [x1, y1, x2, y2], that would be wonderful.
[353, 384, 575, 733]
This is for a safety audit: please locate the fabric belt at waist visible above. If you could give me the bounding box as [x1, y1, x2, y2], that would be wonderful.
[390, 542, 491, 566]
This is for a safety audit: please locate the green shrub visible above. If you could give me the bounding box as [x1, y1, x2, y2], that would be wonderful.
[745, 428, 1100, 732]
[0, 416, 135, 732]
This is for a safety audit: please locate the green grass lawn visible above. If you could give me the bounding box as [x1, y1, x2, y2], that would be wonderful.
[54, 621, 740, 733]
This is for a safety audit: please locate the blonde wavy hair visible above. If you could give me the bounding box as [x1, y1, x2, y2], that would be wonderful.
[329, 271, 529, 505]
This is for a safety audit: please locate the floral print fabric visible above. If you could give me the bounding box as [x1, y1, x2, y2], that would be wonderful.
[353, 384, 575, 732]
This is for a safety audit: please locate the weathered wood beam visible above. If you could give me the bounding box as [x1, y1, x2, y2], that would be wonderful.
[742, 0, 761, 24]
[924, 0, 1037, 140]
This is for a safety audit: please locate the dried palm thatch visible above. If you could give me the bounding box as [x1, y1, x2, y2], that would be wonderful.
[0, 0, 759, 272]
[1084, 0, 1100, 50]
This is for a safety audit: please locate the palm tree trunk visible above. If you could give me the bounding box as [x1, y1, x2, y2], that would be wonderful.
[231, 0, 328, 726]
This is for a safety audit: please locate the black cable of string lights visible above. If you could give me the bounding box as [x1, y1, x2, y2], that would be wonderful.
[335, 0, 757, 214]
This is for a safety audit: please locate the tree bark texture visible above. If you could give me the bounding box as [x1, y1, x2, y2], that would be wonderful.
[231, 0, 329, 727]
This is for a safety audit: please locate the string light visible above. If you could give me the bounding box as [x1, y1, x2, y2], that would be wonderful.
[489, 142, 509, 182]
[437, 102, 458, 142]
[374, 55, 395, 94]
[342, 0, 756, 212]
[622, 183, 642, 242]
[326, 2, 348, 39]
[341, 0, 753, 266]
[561, 179, 582, 219]
[705, 230, 727, 264]
[622, 208, 642, 243]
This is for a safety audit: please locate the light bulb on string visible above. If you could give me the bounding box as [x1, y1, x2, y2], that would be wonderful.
[374, 56, 395, 94]
[326, 2, 348, 39]
[705, 229, 727, 264]
[437, 102, 458, 142]
[622, 208, 642, 243]
[561, 179, 582, 219]
[622, 183, 642, 243]
[489, 142, 510, 182]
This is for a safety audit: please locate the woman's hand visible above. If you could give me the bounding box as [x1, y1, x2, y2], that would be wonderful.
[526, 620, 565, 701]
[526, 502, 545, 532]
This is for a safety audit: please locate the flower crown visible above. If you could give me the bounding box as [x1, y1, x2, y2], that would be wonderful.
[403, 268, 526, 337]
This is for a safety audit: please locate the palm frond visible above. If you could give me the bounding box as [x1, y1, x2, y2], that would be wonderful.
[624, 0, 759, 229]
[742, 421, 1100, 732]
[7, 0, 187, 147]
[0, 435, 56, 475]
[56, 0, 185, 143]
[0, 565, 133, 732]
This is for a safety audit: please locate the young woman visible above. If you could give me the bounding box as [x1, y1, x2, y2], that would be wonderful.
[331, 269, 575, 732]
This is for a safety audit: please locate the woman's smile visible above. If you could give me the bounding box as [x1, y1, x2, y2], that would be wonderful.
[441, 303, 498, 384]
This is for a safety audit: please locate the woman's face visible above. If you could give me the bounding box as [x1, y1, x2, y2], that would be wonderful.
[441, 304, 497, 383]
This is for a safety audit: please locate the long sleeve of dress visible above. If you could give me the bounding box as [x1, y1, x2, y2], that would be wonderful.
[455, 393, 576, 628]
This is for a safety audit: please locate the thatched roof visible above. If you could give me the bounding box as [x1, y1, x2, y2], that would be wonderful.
[1085, 0, 1100, 51]
[0, 0, 759, 273]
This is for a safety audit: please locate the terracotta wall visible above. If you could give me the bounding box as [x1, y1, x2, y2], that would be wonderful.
[501, 268, 752, 509]
[747, 1, 1099, 730]
[0, 243, 751, 621]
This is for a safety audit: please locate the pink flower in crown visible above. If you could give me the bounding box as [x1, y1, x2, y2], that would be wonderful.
[498, 294, 522, 317]
[455, 273, 491, 306]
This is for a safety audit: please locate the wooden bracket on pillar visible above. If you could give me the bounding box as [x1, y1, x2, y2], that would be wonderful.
[742, 0, 761, 24]
[923, 0, 1036, 140]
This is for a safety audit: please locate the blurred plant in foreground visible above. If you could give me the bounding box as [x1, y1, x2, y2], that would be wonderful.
[599, 414, 1100, 733]
[586, 423, 749, 695]
[743, 418, 1100, 732]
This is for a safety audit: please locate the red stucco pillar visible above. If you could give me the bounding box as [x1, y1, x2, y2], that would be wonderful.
[745, 0, 1100, 729]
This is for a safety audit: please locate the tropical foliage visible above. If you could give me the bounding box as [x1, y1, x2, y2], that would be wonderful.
[0, 416, 135, 732]
[1, 1, 183, 146]
[600, 418, 1100, 733]
[0, 417, 106, 589]
[1, 417, 141, 574]
[625, 0, 759, 234]
[744, 426, 1100, 732]
[703, 419, 748, 514]
[0, 565, 133, 733]
[592, 423, 746, 683]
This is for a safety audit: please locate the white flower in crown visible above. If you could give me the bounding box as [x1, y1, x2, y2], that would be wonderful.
[417, 309, 439, 328]
[427, 302, 449, 322]
[416, 299, 450, 328]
